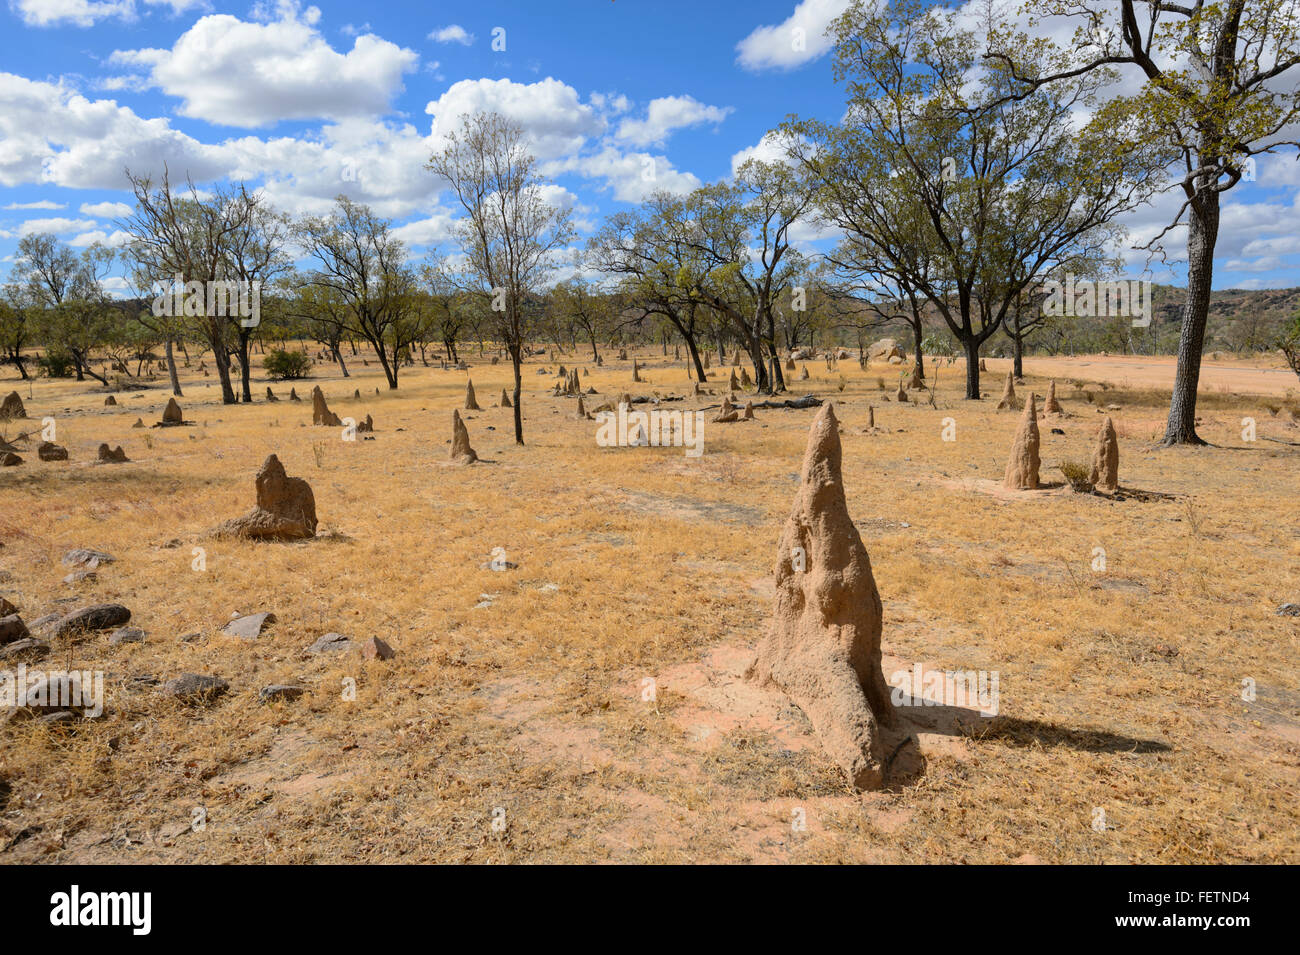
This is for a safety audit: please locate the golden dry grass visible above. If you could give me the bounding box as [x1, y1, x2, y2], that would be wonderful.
[1, 347, 1297, 863]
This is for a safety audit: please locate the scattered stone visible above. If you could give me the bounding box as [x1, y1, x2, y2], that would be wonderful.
[97, 444, 129, 463]
[37, 441, 68, 461]
[109, 626, 146, 644]
[62, 570, 97, 585]
[305, 632, 354, 655]
[1004, 394, 1041, 490]
[3, 671, 102, 722]
[450, 409, 478, 464]
[361, 636, 395, 661]
[0, 391, 26, 419]
[1276, 603, 1300, 617]
[1, 452, 21, 467]
[259, 684, 305, 704]
[53, 603, 131, 637]
[0, 637, 49, 662]
[867, 338, 904, 362]
[1089, 415, 1119, 494]
[215, 454, 318, 540]
[0, 598, 15, 616]
[464, 379, 481, 411]
[161, 673, 229, 703]
[221, 611, 277, 641]
[746, 403, 894, 790]
[0, 614, 30, 644]
[62, 549, 114, 568]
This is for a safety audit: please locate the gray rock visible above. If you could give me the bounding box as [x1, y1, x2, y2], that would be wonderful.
[61, 549, 115, 568]
[63, 570, 98, 585]
[258, 684, 305, 704]
[0, 638, 49, 661]
[53, 603, 131, 637]
[220, 611, 276, 641]
[0, 613, 29, 644]
[109, 626, 146, 644]
[161, 674, 229, 703]
[305, 632, 354, 655]
[1277, 603, 1300, 617]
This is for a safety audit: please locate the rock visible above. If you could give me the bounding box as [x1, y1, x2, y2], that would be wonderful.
[1089, 416, 1119, 493]
[4, 671, 101, 722]
[867, 338, 904, 361]
[0, 637, 49, 662]
[361, 636, 395, 661]
[995, 369, 1019, 410]
[63, 570, 97, 585]
[53, 603, 131, 637]
[160, 397, 183, 426]
[1, 452, 21, 466]
[464, 379, 481, 411]
[1004, 394, 1041, 490]
[311, 386, 342, 426]
[450, 409, 478, 464]
[305, 632, 354, 655]
[1277, 603, 1300, 617]
[62, 549, 114, 568]
[162, 674, 229, 703]
[0, 614, 30, 644]
[37, 441, 68, 461]
[220, 611, 277, 641]
[0, 391, 26, 419]
[258, 684, 305, 704]
[746, 403, 894, 790]
[0, 598, 15, 616]
[214, 454, 318, 540]
[109, 626, 146, 644]
[97, 444, 129, 463]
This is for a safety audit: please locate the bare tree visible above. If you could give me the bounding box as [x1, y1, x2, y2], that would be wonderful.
[427, 112, 575, 444]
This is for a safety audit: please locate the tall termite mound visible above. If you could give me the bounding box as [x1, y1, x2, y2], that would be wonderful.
[1044, 380, 1063, 415]
[746, 403, 895, 790]
[995, 369, 1018, 410]
[1003, 394, 1041, 489]
[450, 409, 478, 464]
[464, 379, 481, 411]
[1090, 416, 1119, 493]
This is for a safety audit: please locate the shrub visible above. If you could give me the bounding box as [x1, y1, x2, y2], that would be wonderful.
[263, 349, 313, 380]
[37, 348, 74, 378]
[1059, 460, 1093, 492]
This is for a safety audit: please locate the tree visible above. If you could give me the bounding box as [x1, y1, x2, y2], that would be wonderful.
[550, 278, 615, 363]
[986, 0, 1300, 443]
[0, 285, 33, 380]
[427, 111, 575, 444]
[296, 197, 421, 390]
[13, 234, 116, 384]
[226, 202, 290, 401]
[785, 0, 1164, 398]
[119, 169, 263, 404]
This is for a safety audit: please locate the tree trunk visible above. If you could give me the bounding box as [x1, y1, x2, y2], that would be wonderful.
[511, 345, 524, 445]
[963, 338, 981, 399]
[912, 319, 925, 380]
[1012, 330, 1024, 381]
[1161, 191, 1218, 447]
[165, 338, 182, 397]
[238, 329, 253, 402]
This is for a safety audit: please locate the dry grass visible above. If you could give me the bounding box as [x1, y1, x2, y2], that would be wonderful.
[1, 350, 1297, 863]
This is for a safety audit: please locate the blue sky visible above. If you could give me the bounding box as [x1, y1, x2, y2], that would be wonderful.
[1, 0, 1297, 293]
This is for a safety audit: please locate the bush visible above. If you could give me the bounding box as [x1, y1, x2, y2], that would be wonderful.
[1059, 460, 1093, 492]
[263, 349, 313, 380]
[37, 348, 75, 378]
